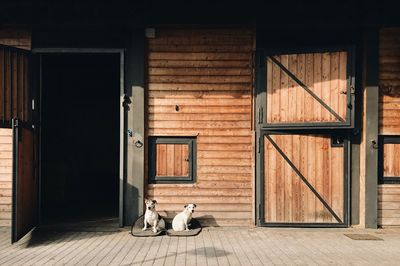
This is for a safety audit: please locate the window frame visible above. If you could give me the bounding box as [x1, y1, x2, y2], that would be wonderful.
[148, 136, 197, 184]
[378, 135, 400, 184]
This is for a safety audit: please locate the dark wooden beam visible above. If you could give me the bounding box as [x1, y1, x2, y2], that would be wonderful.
[124, 28, 145, 225]
[363, 28, 379, 229]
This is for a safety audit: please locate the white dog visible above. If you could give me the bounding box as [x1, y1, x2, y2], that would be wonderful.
[143, 199, 165, 233]
[172, 204, 197, 231]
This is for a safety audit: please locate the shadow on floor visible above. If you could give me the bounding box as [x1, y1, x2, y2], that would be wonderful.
[24, 217, 124, 248]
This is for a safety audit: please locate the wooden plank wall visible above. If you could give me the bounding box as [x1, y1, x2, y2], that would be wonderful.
[146, 28, 255, 226]
[0, 25, 31, 50]
[0, 47, 30, 123]
[378, 27, 400, 227]
[379, 28, 400, 134]
[0, 128, 12, 226]
[266, 52, 348, 124]
[156, 144, 189, 177]
[383, 143, 400, 178]
[264, 134, 344, 223]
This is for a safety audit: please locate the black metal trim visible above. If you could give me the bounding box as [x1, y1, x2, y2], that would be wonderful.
[11, 118, 18, 243]
[269, 56, 345, 123]
[378, 135, 400, 184]
[2, 48, 5, 124]
[148, 136, 197, 184]
[10, 50, 13, 121]
[259, 131, 350, 227]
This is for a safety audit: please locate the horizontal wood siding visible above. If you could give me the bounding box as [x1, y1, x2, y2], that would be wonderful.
[264, 134, 344, 223]
[146, 28, 254, 226]
[379, 28, 400, 135]
[378, 184, 400, 227]
[0, 26, 31, 50]
[0, 128, 12, 226]
[266, 52, 348, 124]
[378, 28, 400, 227]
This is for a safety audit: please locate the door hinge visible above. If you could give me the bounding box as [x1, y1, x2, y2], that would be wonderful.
[122, 94, 131, 109]
[258, 107, 263, 124]
[31, 99, 35, 110]
[350, 85, 355, 95]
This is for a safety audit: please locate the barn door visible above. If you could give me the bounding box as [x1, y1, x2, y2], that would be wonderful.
[261, 133, 348, 226]
[12, 119, 38, 242]
[0, 45, 38, 242]
[258, 49, 355, 129]
[256, 48, 353, 226]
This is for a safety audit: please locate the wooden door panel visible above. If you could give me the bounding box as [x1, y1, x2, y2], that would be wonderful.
[263, 134, 345, 224]
[12, 122, 37, 243]
[156, 143, 189, 177]
[266, 52, 348, 125]
[0, 46, 30, 126]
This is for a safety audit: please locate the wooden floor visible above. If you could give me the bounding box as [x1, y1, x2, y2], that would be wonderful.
[1, 226, 400, 265]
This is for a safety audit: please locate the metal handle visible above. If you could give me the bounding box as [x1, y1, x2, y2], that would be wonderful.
[135, 140, 143, 148]
[371, 139, 378, 149]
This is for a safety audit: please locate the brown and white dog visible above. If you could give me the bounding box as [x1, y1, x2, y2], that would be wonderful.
[142, 199, 165, 233]
[172, 203, 197, 231]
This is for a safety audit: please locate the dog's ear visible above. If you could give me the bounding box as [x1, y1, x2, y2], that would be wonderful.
[193, 204, 197, 208]
[152, 200, 157, 204]
[184, 205, 187, 208]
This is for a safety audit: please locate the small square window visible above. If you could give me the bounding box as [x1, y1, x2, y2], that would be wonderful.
[148, 137, 196, 184]
[379, 136, 400, 184]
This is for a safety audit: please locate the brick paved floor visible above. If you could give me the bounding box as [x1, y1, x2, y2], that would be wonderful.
[1, 226, 400, 265]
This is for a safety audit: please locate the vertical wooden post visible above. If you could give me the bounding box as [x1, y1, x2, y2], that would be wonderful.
[124, 28, 145, 225]
[362, 29, 379, 228]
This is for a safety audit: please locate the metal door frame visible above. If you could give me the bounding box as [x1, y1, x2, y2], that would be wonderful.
[32, 48, 125, 227]
[257, 130, 350, 227]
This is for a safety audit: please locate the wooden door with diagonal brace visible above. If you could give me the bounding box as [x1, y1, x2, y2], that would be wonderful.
[257, 49, 353, 226]
[259, 50, 354, 129]
[262, 133, 347, 225]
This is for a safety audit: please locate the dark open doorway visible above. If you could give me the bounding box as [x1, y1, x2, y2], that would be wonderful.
[40, 53, 121, 225]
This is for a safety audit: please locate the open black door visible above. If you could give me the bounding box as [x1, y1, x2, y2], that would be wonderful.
[0, 44, 38, 243]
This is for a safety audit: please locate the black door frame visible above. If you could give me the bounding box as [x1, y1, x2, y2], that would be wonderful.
[32, 48, 125, 227]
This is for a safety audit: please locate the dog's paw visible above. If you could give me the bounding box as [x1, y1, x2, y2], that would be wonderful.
[152, 228, 158, 233]
[142, 227, 147, 231]
[185, 229, 190, 231]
